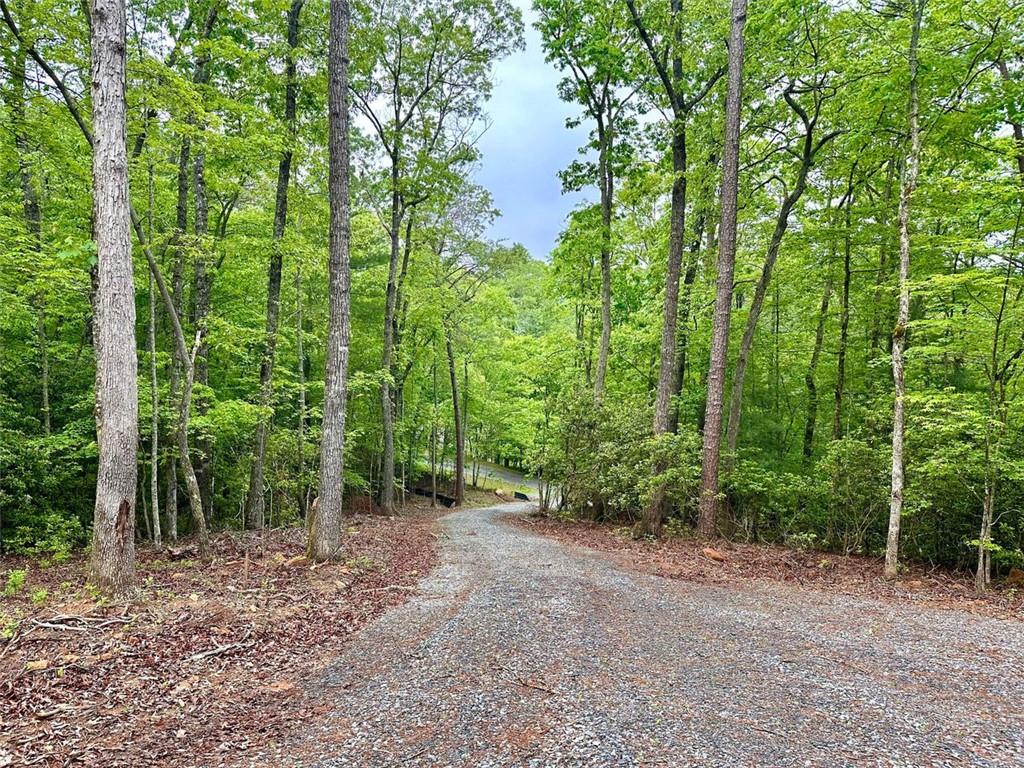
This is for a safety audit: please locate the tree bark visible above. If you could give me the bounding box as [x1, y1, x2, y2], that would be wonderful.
[884, 0, 924, 581]
[310, 0, 352, 560]
[445, 330, 465, 506]
[594, 115, 613, 403]
[246, 0, 305, 529]
[188, 4, 220, 525]
[697, 0, 748, 537]
[626, 0, 725, 534]
[88, 0, 137, 597]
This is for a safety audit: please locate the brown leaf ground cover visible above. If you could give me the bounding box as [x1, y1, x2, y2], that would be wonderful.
[0, 508, 439, 767]
[513, 513, 1024, 621]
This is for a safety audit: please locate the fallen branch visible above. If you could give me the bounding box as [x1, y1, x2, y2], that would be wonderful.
[186, 630, 254, 662]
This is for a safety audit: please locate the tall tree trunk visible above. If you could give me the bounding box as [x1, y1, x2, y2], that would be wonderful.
[635, 99, 687, 535]
[379, 161, 402, 514]
[189, 5, 219, 525]
[393, 213, 415, 494]
[193, 147, 212, 523]
[626, 0, 722, 535]
[310, 0, 352, 560]
[977, 265, 1012, 592]
[296, 259, 308, 518]
[653, 105, 686, 437]
[833, 176, 854, 440]
[697, 0, 748, 537]
[594, 118, 613, 403]
[431, 356, 438, 507]
[146, 164, 161, 546]
[2, 0, 203, 548]
[164, 140, 190, 542]
[89, 0, 137, 597]
[246, 0, 304, 529]
[148, 162, 162, 546]
[803, 275, 832, 461]
[884, 0, 924, 581]
[996, 59, 1024, 182]
[445, 330, 465, 506]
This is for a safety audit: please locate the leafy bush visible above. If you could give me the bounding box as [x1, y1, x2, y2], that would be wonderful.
[4, 569, 26, 597]
[6, 512, 86, 561]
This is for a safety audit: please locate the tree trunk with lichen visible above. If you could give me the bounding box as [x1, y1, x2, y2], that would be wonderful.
[885, 0, 923, 581]
[310, 0, 352, 561]
[697, 0, 748, 537]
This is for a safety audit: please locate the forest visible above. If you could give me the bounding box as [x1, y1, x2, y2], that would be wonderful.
[1, 0, 1023, 602]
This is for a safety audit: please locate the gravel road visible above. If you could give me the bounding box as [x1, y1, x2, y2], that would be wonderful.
[309, 503, 1024, 767]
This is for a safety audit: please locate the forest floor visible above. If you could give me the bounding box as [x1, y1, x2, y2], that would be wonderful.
[0, 493, 470, 768]
[294, 502, 1023, 767]
[512, 514, 1024, 621]
[6, 498, 1022, 766]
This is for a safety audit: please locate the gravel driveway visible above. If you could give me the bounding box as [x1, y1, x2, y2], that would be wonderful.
[309, 503, 1024, 767]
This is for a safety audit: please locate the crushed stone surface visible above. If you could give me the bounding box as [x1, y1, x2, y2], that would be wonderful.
[305, 503, 1024, 767]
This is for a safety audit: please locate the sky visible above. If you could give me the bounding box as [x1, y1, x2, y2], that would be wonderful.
[472, 0, 593, 260]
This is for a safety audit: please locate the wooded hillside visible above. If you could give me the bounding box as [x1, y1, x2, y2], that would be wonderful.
[1, 0, 1023, 598]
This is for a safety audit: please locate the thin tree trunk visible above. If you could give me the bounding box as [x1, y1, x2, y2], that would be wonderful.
[89, 0, 137, 597]
[803, 275, 832, 461]
[164, 140, 189, 543]
[431, 357, 438, 507]
[35, 304, 51, 435]
[594, 118, 613, 403]
[885, 0, 924, 580]
[379, 164, 402, 514]
[146, 163, 161, 546]
[671, 165, 713, 432]
[193, 146, 212, 523]
[445, 331, 465, 506]
[653, 109, 687, 436]
[246, 0, 304, 529]
[833, 172, 855, 440]
[310, 0, 352, 560]
[697, 0, 748, 537]
[148, 232, 161, 547]
[189, 6, 219, 524]
[725, 122, 822, 460]
[296, 258, 308, 518]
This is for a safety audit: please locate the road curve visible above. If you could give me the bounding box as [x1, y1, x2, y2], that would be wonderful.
[308, 504, 1024, 767]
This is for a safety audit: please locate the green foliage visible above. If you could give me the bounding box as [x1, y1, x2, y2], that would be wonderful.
[4, 569, 27, 597]
[6, 512, 86, 561]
